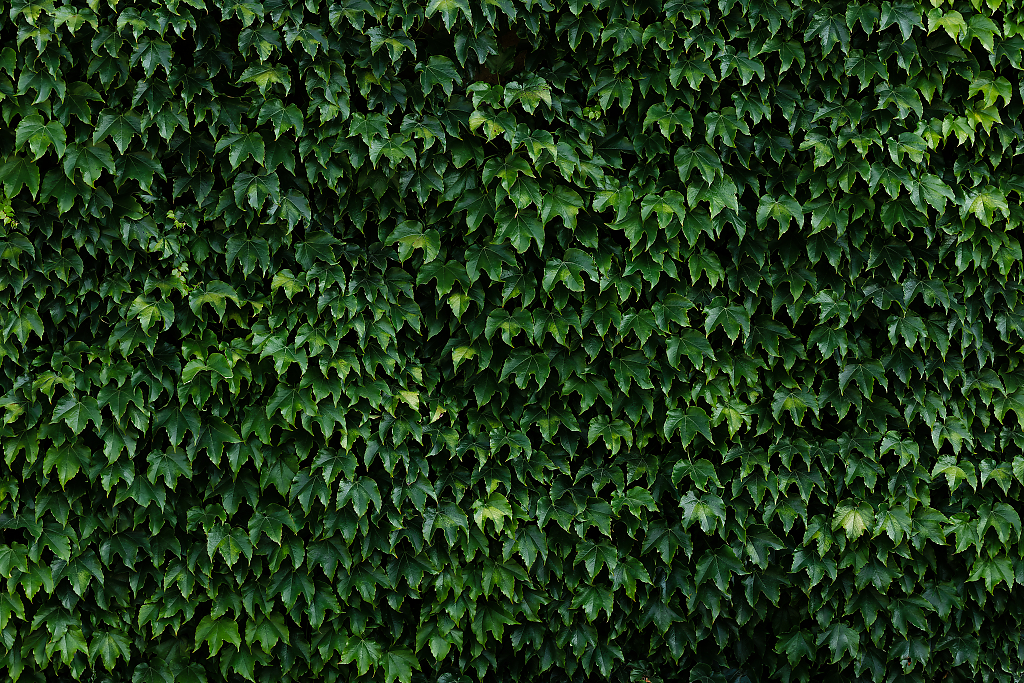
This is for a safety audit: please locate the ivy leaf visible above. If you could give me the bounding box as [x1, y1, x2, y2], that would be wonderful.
[225, 235, 272, 276]
[93, 111, 142, 154]
[62, 142, 115, 187]
[89, 631, 132, 671]
[694, 546, 746, 592]
[643, 103, 694, 139]
[505, 76, 553, 114]
[500, 349, 551, 389]
[967, 555, 1014, 592]
[417, 259, 470, 296]
[0, 154, 41, 198]
[776, 631, 818, 666]
[705, 305, 751, 342]
[52, 395, 103, 435]
[817, 622, 860, 664]
[833, 501, 874, 539]
[15, 114, 67, 159]
[342, 636, 383, 675]
[245, 613, 291, 653]
[216, 132, 266, 168]
[671, 458, 721, 490]
[931, 455, 977, 492]
[233, 170, 281, 210]
[663, 407, 714, 446]
[466, 242, 516, 284]
[116, 151, 165, 191]
[805, 10, 851, 55]
[424, 0, 471, 31]
[542, 249, 597, 292]
[146, 449, 192, 488]
[879, 2, 923, 42]
[472, 491, 513, 533]
[756, 195, 803, 235]
[337, 477, 383, 517]
[258, 99, 305, 138]
[238, 63, 292, 96]
[494, 207, 545, 253]
[194, 615, 242, 656]
[908, 173, 954, 212]
[417, 56, 461, 97]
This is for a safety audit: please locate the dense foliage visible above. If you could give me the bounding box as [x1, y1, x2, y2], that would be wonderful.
[2, 0, 1024, 682]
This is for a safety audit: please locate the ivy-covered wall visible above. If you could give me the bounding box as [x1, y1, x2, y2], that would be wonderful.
[1, 0, 1024, 682]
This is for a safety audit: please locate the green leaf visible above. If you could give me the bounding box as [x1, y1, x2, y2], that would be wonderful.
[116, 151, 164, 191]
[258, 99, 305, 138]
[337, 477, 383, 517]
[89, 631, 132, 671]
[609, 487, 658, 516]
[931, 455, 977, 492]
[967, 554, 1014, 592]
[0, 154, 41, 198]
[93, 111, 142, 154]
[694, 546, 746, 592]
[417, 56, 461, 97]
[879, 2, 922, 42]
[671, 458, 721, 490]
[833, 501, 874, 539]
[666, 330, 715, 369]
[663, 407, 713, 446]
[472, 491, 513, 533]
[417, 259, 470, 296]
[704, 305, 751, 342]
[225, 235, 272, 276]
[52, 395, 103, 435]
[805, 10, 851, 55]
[62, 142, 115, 187]
[494, 207, 545, 253]
[466, 242, 516, 284]
[424, 0, 470, 31]
[245, 613, 290, 653]
[16, 114, 67, 160]
[500, 348, 551, 389]
[908, 173, 954, 212]
[643, 103, 694, 139]
[756, 195, 803, 235]
[342, 636, 383, 675]
[928, 8, 967, 41]
[194, 615, 242, 656]
[817, 622, 860, 663]
[42, 441, 89, 487]
[238, 63, 292, 95]
[233, 170, 281, 210]
[3, 304, 45, 344]
[146, 448, 192, 488]
[381, 647, 420, 683]
[217, 132, 266, 168]
[542, 249, 597, 291]
[846, 4, 880, 33]
[369, 133, 417, 167]
[776, 630, 817, 667]
[504, 75, 552, 113]
[963, 187, 1009, 226]
[679, 491, 725, 534]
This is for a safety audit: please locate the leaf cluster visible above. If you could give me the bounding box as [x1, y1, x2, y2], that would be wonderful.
[2, 0, 1024, 682]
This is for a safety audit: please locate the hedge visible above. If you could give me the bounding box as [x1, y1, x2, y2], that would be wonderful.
[1, 0, 1023, 682]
